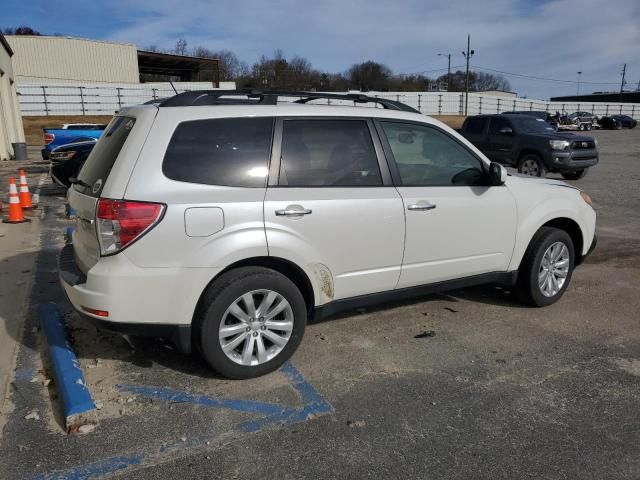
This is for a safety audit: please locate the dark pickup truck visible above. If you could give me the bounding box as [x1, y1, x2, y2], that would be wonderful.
[460, 114, 598, 180]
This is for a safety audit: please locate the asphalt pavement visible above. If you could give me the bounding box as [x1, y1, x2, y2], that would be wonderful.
[0, 130, 639, 479]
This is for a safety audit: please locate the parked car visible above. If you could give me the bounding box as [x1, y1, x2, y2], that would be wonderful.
[59, 90, 596, 379]
[461, 113, 598, 180]
[49, 140, 96, 188]
[564, 111, 596, 131]
[599, 114, 637, 129]
[42, 123, 105, 159]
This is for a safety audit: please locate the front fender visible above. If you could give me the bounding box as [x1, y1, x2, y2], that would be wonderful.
[508, 196, 595, 271]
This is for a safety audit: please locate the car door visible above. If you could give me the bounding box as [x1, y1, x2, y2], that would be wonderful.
[264, 118, 405, 302]
[486, 116, 516, 164]
[461, 116, 489, 152]
[375, 120, 517, 289]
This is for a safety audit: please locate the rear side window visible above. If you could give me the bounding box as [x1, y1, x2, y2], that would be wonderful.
[76, 116, 136, 197]
[279, 119, 382, 187]
[488, 117, 511, 134]
[464, 117, 487, 134]
[163, 117, 274, 188]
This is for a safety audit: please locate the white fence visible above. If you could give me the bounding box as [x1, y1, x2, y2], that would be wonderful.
[16, 83, 640, 119]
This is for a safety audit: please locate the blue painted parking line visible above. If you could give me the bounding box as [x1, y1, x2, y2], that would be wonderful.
[38, 302, 96, 430]
[33, 362, 332, 480]
[14, 368, 37, 382]
[33, 454, 144, 480]
[116, 384, 286, 416]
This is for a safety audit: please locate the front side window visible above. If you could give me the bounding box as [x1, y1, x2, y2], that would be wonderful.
[280, 119, 382, 187]
[381, 122, 485, 187]
[163, 117, 274, 188]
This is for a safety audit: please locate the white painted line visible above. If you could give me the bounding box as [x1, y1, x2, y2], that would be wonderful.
[31, 172, 48, 208]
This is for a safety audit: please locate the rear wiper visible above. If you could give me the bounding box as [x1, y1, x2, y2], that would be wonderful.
[69, 177, 91, 188]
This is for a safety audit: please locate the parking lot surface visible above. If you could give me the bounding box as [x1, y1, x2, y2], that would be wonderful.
[0, 129, 639, 479]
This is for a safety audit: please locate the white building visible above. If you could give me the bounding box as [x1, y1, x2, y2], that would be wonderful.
[0, 33, 25, 161]
[6, 35, 139, 84]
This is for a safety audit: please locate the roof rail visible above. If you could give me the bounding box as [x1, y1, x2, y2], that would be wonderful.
[157, 89, 420, 113]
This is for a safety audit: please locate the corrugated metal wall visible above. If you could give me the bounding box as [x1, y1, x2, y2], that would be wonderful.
[0, 40, 25, 160]
[6, 36, 139, 84]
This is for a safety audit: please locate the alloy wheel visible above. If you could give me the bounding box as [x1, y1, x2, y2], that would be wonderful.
[218, 289, 294, 366]
[538, 241, 570, 297]
[521, 159, 540, 176]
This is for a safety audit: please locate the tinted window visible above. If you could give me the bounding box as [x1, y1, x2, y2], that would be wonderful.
[66, 124, 106, 130]
[163, 117, 273, 188]
[511, 117, 555, 133]
[280, 120, 382, 187]
[381, 122, 484, 187]
[76, 116, 136, 197]
[488, 117, 511, 134]
[464, 117, 487, 134]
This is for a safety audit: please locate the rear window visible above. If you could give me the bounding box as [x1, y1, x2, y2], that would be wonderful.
[162, 117, 274, 188]
[464, 117, 486, 134]
[76, 116, 136, 197]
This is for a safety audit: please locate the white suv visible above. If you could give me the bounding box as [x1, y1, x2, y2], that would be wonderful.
[60, 91, 597, 379]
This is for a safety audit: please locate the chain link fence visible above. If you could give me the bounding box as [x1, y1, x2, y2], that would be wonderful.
[16, 84, 640, 119]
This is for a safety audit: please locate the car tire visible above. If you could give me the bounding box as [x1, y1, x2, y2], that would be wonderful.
[518, 154, 547, 177]
[585, 123, 592, 131]
[561, 169, 588, 180]
[194, 266, 307, 379]
[516, 227, 575, 307]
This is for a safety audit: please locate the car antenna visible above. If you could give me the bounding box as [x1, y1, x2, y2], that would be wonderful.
[168, 79, 178, 95]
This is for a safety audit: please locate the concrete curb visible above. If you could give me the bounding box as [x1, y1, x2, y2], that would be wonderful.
[39, 302, 96, 432]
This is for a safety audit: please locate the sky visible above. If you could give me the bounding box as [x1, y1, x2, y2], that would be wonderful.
[3, 0, 639, 99]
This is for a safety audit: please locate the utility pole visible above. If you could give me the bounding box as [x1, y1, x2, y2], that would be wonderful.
[438, 53, 452, 91]
[576, 71, 582, 95]
[461, 34, 474, 116]
[619, 63, 626, 102]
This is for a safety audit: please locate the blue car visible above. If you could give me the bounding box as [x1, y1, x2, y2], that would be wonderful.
[42, 123, 106, 159]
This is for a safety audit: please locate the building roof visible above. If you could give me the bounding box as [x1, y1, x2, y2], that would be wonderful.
[0, 33, 14, 56]
[5, 34, 135, 47]
[137, 50, 219, 83]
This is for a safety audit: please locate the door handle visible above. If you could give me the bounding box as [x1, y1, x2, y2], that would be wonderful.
[275, 208, 312, 217]
[407, 202, 436, 211]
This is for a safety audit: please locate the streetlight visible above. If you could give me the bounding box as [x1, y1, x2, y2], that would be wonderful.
[461, 34, 474, 116]
[576, 71, 582, 96]
[438, 53, 452, 91]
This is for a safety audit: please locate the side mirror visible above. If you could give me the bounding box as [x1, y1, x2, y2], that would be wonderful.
[498, 127, 513, 135]
[489, 162, 507, 186]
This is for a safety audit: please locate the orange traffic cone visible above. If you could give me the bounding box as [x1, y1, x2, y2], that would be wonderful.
[18, 169, 34, 209]
[3, 177, 30, 224]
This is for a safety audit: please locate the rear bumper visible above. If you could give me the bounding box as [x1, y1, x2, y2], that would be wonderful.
[58, 244, 192, 353]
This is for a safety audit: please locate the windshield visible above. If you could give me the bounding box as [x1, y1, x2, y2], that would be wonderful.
[512, 117, 556, 133]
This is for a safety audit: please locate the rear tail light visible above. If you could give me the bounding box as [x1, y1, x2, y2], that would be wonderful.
[96, 199, 165, 256]
[44, 133, 55, 145]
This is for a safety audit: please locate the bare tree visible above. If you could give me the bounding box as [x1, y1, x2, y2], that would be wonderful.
[472, 72, 511, 92]
[174, 38, 188, 56]
[347, 61, 393, 91]
[3, 26, 41, 35]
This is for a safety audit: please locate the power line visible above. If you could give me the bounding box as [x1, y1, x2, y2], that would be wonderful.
[472, 65, 626, 86]
[400, 65, 466, 75]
